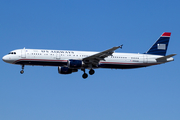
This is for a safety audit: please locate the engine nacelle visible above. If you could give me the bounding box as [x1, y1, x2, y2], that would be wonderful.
[67, 59, 84, 68]
[58, 66, 72, 74]
[58, 66, 78, 74]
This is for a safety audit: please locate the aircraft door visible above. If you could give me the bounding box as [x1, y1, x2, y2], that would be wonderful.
[21, 48, 26, 58]
[56, 53, 60, 59]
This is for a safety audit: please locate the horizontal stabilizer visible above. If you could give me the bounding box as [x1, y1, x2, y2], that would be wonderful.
[156, 54, 176, 62]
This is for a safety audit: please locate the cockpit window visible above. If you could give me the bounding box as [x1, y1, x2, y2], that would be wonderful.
[8, 52, 16, 54]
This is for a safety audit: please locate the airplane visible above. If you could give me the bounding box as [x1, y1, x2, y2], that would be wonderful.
[2, 32, 176, 79]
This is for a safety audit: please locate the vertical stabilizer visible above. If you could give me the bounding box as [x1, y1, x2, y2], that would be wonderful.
[146, 32, 171, 56]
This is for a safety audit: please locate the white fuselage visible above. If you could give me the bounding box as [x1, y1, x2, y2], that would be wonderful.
[2, 49, 174, 69]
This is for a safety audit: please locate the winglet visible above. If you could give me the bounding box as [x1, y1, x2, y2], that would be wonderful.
[119, 44, 123, 49]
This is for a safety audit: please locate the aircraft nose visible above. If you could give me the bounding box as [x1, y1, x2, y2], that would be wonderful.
[2, 56, 6, 62]
[2, 55, 16, 64]
[2, 55, 9, 63]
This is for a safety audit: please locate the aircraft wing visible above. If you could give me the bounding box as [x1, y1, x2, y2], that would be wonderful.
[83, 45, 123, 66]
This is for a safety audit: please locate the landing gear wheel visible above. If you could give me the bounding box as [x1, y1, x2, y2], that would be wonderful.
[20, 65, 25, 74]
[89, 69, 95, 75]
[20, 70, 24, 74]
[82, 73, 88, 79]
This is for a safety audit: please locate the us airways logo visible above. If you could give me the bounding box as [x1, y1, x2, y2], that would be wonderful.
[157, 44, 166, 50]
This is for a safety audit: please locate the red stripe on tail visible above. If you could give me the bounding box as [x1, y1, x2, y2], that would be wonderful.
[161, 32, 171, 37]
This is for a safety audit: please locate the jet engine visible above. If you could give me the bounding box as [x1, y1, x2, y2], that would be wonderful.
[67, 60, 84, 68]
[58, 66, 78, 74]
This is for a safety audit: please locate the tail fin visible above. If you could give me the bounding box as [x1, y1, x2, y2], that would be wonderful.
[146, 32, 171, 56]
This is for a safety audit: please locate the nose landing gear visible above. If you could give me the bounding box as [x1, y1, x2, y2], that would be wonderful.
[20, 65, 24, 74]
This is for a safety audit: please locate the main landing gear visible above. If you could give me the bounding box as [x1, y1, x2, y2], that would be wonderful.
[20, 65, 24, 74]
[82, 69, 95, 79]
[89, 69, 95, 75]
